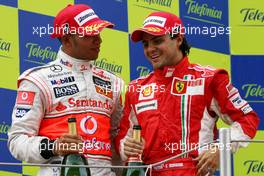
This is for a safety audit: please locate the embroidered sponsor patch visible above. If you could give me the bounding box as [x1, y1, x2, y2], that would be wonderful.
[53, 84, 79, 98]
[139, 84, 156, 101]
[80, 64, 89, 71]
[241, 104, 253, 114]
[229, 93, 247, 109]
[95, 86, 113, 99]
[47, 71, 72, 79]
[60, 59, 73, 68]
[135, 100, 157, 114]
[92, 68, 110, 80]
[16, 91, 35, 105]
[74, 9, 98, 26]
[50, 65, 63, 73]
[80, 116, 98, 135]
[51, 76, 75, 85]
[226, 82, 238, 96]
[165, 68, 175, 77]
[93, 76, 113, 99]
[15, 108, 30, 118]
[143, 16, 166, 27]
[93, 76, 111, 89]
[172, 80, 187, 94]
[171, 77, 204, 95]
[55, 102, 67, 111]
[68, 97, 113, 111]
[189, 65, 215, 77]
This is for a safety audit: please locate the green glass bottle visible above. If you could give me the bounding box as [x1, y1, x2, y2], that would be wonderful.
[123, 125, 145, 176]
[60, 117, 91, 176]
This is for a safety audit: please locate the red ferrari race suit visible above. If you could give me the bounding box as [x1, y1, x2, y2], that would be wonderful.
[8, 49, 124, 176]
[115, 57, 259, 176]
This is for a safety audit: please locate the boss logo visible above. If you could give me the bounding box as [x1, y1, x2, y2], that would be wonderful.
[53, 84, 79, 98]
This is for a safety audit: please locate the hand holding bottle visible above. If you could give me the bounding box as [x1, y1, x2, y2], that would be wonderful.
[53, 133, 83, 156]
[124, 136, 145, 158]
[60, 117, 91, 176]
[123, 125, 145, 176]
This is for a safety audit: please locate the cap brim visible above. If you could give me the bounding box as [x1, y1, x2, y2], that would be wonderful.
[50, 20, 114, 38]
[83, 19, 114, 36]
[131, 27, 166, 42]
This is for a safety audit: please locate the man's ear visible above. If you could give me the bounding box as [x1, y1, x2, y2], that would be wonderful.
[61, 35, 72, 47]
[176, 34, 183, 46]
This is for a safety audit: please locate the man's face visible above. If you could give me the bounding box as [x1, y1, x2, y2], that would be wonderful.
[70, 34, 102, 61]
[142, 33, 181, 70]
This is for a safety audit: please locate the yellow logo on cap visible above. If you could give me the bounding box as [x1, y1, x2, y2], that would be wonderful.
[143, 27, 162, 32]
[85, 22, 107, 32]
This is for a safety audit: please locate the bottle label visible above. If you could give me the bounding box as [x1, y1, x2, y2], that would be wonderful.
[128, 155, 142, 163]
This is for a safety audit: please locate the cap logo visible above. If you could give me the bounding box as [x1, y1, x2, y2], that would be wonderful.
[85, 22, 107, 32]
[142, 27, 163, 33]
[74, 9, 98, 26]
[143, 16, 166, 27]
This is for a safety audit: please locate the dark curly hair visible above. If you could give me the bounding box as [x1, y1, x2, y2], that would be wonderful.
[170, 33, 191, 57]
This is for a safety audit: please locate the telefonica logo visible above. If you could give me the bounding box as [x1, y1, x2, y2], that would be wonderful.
[0, 38, 11, 59]
[242, 84, 264, 99]
[26, 43, 57, 64]
[136, 0, 172, 8]
[185, 0, 222, 20]
[137, 66, 151, 77]
[244, 160, 264, 174]
[240, 8, 264, 23]
[94, 58, 122, 74]
[0, 121, 10, 137]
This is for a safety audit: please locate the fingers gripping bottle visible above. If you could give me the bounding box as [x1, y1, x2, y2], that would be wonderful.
[60, 117, 91, 176]
[123, 125, 145, 176]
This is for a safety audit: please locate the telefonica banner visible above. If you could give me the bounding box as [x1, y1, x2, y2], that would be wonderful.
[0, 38, 11, 59]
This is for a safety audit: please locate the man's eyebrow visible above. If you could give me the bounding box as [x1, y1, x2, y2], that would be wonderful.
[142, 36, 162, 43]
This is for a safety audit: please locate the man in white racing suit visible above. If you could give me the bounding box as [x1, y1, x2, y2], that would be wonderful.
[8, 4, 123, 176]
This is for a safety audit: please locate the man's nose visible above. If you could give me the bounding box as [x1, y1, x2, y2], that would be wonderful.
[146, 43, 157, 53]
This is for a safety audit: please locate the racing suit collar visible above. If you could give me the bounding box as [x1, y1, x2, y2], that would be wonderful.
[154, 56, 190, 79]
[57, 49, 93, 72]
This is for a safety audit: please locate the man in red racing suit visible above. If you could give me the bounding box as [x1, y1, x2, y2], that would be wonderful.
[115, 11, 259, 176]
[8, 4, 123, 176]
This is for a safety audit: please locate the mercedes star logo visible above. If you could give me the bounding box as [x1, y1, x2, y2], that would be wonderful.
[50, 65, 63, 73]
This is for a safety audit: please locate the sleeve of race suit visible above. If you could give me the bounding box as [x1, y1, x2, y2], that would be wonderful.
[110, 77, 124, 140]
[7, 79, 54, 163]
[110, 77, 125, 166]
[209, 70, 259, 152]
[114, 90, 135, 161]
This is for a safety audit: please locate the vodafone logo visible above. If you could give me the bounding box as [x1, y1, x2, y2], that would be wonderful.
[21, 92, 28, 100]
[80, 116, 98, 135]
[16, 91, 35, 105]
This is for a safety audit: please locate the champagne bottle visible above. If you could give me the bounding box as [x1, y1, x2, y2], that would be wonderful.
[123, 125, 145, 176]
[60, 117, 91, 176]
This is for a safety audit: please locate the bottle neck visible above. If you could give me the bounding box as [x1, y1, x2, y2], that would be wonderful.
[128, 128, 142, 163]
[133, 129, 141, 142]
[68, 122, 77, 135]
